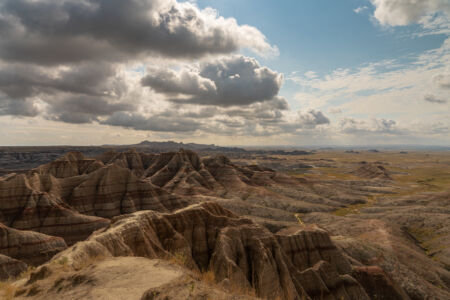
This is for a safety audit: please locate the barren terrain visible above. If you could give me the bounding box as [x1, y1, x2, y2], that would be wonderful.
[0, 148, 449, 299]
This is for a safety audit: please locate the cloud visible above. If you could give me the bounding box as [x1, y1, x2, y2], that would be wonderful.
[0, 62, 123, 99]
[370, 0, 450, 26]
[0, 61, 132, 120]
[290, 36, 450, 125]
[46, 95, 134, 124]
[0, 0, 276, 65]
[328, 107, 343, 114]
[101, 96, 293, 137]
[102, 111, 202, 132]
[141, 68, 217, 96]
[339, 117, 402, 135]
[298, 110, 330, 127]
[434, 73, 450, 89]
[424, 94, 447, 104]
[0, 0, 281, 130]
[142, 56, 283, 106]
[354, 6, 369, 14]
[0, 98, 40, 117]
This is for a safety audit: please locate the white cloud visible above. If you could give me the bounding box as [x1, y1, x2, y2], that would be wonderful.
[290, 36, 450, 143]
[339, 117, 402, 135]
[434, 72, 450, 88]
[370, 0, 450, 26]
[354, 6, 369, 14]
[328, 107, 343, 114]
[368, 0, 450, 36]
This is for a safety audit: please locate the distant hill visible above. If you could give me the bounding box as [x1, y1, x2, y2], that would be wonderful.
[0, 141, 314, 172]
[115, 140, 247, 152]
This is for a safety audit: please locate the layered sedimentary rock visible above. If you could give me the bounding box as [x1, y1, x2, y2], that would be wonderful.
[0, 173, 110, 245]
[0, 153, 190, 244]
[305, 213, 450, 299]
[0, 223, 67, 266]
[0, 152, 194, 270]
[50, 202, 368, 300]
[34, 152, 104, 178]
[0, 254, 27, 280]
[352, 163, 392, 180]
[65, 163, 188, 218]
[98, 150, 376, 227]
[99, 149, 225, 195]
[0, 149, 394, 282]
[352, 266, 410, 300]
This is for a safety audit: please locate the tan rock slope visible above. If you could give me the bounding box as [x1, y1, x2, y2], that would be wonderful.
[12, 202, 369, 300]
[12, 257, 258, 300]
[305, 211, 450, 299]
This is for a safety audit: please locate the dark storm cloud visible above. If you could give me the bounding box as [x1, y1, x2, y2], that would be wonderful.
[0, 0, 274, 65]
[142, 56, 282, 106]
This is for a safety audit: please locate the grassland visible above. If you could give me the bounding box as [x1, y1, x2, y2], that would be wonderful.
[239, 150, 450, 216]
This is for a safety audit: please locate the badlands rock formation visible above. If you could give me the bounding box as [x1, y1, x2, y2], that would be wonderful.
[12, 202, 370, 300]
[0, 224, 67, 266]
[1, 149, 442, 299]
[352, 163, 392, 180]
[0, 254, 27, 281]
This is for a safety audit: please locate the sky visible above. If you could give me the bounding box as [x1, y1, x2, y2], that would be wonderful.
[0, 0, 449, 146]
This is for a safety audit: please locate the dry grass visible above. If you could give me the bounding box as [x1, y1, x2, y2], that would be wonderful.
[19, 266, 36, 280]
[167, 251, 190, 269]
[49, 254, 106, 272]
[0, 281, 16, 300]
[332, 195, 378, 216]
[295, 213, 305, 226]
[199, 269, 216, 285]
[293, 167, 361, 181]
[226, 279, 257, 298]
[166, 251, 258, 298]
[391, 166, 450, 195]
[0, 265, 37, 299]
[72, 255, 106, 271]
